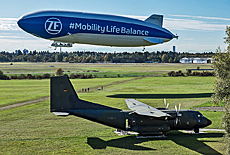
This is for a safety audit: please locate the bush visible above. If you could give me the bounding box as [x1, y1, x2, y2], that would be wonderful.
[27, 74, 34, 79]
[168, 71, 175, 76]
[55, 68, 63, 76]
[186, 69, 192, 76]
[0, 75, 9, 80]
[35, 75, 42, 79]
[10, 75, 17, 79]
[18, 74, 26, 79]
[42, 74, 51, 79]
[0, 70, 3, 79]
[87, 74, 93, 78]
[79, 74, 86, 79]
[69, 74, 75, 79]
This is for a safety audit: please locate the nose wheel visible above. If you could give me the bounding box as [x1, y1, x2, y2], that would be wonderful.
[194, 128, 199, 133]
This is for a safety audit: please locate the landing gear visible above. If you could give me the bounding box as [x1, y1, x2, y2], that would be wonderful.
[194, 128, 199, 133]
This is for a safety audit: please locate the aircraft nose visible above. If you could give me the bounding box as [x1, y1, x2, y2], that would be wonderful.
[207, 118, 212, 126]
[17, 15, 41, 38]
[17, 17, 26, 31]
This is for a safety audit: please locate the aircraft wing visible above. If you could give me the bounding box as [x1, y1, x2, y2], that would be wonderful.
[125, 99, 170, 117]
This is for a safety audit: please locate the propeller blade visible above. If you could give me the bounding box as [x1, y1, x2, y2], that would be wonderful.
[164, 98, 166, 107]
[175, 117, 178, 124]
[178, 103, 181, 113]
[166, 103, 169, 109]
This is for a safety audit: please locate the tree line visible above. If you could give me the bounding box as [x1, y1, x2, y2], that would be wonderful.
[0, 50, 215, 63]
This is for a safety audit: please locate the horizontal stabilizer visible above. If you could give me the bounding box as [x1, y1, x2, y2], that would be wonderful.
[125, 99, 170, 118]
[53, 112, 69, 116]
[145, 14, 163, 27]
[143, 38, 163, 44]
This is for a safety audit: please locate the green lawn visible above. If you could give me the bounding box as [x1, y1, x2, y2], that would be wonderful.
[0, 78, 134, 107]
[0, 62, 212, 77]
[0, 101, 224, 155]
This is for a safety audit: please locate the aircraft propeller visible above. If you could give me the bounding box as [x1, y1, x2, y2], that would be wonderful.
[164, 98, 169, 109]
[175, 103, 182, 125]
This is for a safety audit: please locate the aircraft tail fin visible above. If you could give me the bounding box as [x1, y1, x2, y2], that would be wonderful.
[50, 76, 118, 113]
[145, 14, 163, 27]
[50, 76, 79, 112]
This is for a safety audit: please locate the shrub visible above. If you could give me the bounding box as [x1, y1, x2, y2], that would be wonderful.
[55, 68, 63, 76]
[10, 75, 17, 79]
[42, 74, 51, 79]
[168, 71, 175, 76]
[186, 69, 192, 76]
[27, 74, 34, 79]
[18, 74, 26, 79]
[0, 75, 9, 80]
[35, 75, 42, 79]
[87, 74, 93, 78]
[70, 74, 75, 79]
[0, 70, 3, 79]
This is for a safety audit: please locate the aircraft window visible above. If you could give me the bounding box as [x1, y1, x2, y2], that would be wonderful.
[132, 118, 136, 125]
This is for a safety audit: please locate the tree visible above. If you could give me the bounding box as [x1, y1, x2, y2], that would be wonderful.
[212, 26, 230, 154]
[161, 54, 169, 63]
[0, 70, 3, 79]
[55, 68, 63, 76]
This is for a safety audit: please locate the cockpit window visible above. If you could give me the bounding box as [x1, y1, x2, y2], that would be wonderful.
[186, 111, 203, 119]
[197, 112, 203, 118]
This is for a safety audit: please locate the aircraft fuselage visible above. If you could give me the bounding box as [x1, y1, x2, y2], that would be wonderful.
[69, 109, 211, 135]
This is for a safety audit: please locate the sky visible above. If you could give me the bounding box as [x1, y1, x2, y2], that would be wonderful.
[0, 0, 230, 53]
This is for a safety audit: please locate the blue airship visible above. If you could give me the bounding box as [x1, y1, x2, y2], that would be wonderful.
[17, 10, 178, 47]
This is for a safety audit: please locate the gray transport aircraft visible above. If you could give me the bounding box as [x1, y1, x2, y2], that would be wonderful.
[51, 76, 212, 135]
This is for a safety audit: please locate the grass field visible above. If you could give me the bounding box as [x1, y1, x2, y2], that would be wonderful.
[0, 63, 225, 154]
[0, 62, 213, 77]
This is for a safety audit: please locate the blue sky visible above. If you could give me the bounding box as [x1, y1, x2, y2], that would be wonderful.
[0, 0, 229, 53]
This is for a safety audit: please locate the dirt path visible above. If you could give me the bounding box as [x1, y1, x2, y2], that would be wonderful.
[76, 76, 146, 93]
[0, 97, 49, 110]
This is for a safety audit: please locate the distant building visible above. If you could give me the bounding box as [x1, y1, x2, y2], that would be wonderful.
[173, 46, 176, 52]
[180, 57, 213, 63]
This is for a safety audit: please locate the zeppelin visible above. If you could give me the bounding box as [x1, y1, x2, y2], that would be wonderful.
[17, 10, 178, 47]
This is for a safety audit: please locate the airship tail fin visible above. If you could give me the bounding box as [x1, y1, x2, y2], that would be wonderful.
[50, 76, 118, 113]
[145, 14, 163, 27]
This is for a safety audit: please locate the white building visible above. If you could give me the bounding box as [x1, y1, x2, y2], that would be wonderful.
[180, 57, 213, 63]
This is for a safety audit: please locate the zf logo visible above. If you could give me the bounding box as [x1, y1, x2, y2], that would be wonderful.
[45, 17, 62, 35]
